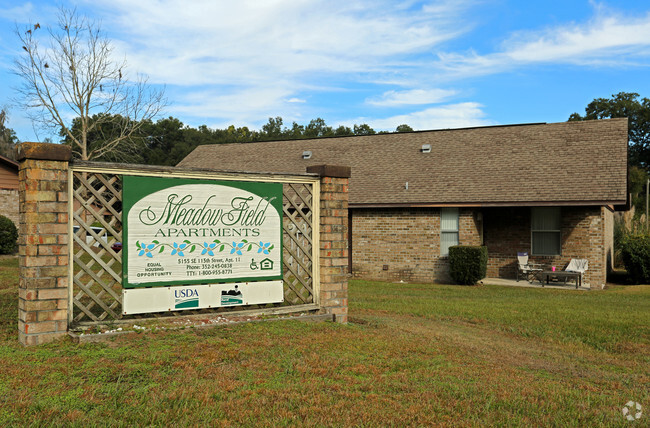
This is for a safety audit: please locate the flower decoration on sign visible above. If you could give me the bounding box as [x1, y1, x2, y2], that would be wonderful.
[171, 242, 187, 257]
[257, 242, 272, 254]
[134, 239, 274, 258]
[140, 243, 154, 258]
[231, 241, 245, 256]
[135, 240, 164, 258]
[202, 242, 217, 256]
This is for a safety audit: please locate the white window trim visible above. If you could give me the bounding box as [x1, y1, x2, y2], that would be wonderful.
[440, 207, 459, 257]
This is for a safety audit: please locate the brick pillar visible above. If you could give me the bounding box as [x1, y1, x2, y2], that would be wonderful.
[307, 165, 350, 323]
[17, 143, 71, 346]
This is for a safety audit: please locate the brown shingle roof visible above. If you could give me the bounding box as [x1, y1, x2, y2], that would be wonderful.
[0, 154, 18, 170]
[178, 118, 628, 207]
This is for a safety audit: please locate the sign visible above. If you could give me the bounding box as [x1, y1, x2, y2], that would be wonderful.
[122, 176, 283, 288]
[122, 280, 284, 314]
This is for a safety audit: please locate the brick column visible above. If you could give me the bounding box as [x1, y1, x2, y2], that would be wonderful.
[17, 143, 71, 345]
[307, 165, 350, 323]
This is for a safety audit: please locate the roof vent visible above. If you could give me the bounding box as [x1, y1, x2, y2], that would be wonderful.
[302, 150, 312, 159]
[421, 144, 431, 153]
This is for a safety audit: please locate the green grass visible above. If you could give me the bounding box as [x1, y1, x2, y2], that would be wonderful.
[0, 256, 648, 426]
[352, 280, 649, 353]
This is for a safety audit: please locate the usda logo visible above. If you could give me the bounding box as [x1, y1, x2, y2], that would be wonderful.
[174, 289, 199, 309]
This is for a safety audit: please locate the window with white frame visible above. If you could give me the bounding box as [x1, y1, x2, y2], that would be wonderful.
[440, 207, 459, 256]
[531, 207, 561, 255]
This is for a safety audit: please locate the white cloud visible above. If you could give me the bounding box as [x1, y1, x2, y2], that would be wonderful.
[97, 0, 471, 86]
[366, 88, 457, 106]
[350, 102, 494, 131]
[0, 3, 35, 22]
[436, 10, 650, 78]
[505, 16, 650, 63]
[77, 0, 480, 127]
[174, 85, 295, 119]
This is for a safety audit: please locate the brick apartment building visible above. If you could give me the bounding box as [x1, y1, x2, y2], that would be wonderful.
[178, 118, 628, 289]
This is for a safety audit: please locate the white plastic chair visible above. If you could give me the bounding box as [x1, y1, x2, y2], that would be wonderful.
[565, 259, 588, 285]
[517, 252, 543, 283]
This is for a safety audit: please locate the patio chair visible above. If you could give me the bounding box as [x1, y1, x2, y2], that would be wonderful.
[565, 258, 588, 286]
[516, 252, 543, 283]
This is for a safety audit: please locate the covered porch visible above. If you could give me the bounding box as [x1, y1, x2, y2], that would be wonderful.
[478, 205, 614, 289]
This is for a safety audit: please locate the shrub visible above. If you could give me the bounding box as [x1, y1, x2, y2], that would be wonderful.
[0, 215, 18, 255]
[449, 245, 488, 285]
[614, 213, 649, 268]
[620, 234, 650, 284]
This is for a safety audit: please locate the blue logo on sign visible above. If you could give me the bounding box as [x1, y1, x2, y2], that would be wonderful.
[174, 289, 199, 309]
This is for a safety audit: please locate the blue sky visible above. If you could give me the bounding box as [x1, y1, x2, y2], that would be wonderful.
[1, 0, 650, 142]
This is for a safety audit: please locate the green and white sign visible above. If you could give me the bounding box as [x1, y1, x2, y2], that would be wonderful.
[122, 176, 283, 288]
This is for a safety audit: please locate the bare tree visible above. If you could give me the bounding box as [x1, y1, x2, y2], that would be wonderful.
[14, 8, 165, 161]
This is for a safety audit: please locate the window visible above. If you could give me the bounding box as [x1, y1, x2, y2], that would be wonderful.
[440, 207, 459, 256]
[531, 207, 561, 255]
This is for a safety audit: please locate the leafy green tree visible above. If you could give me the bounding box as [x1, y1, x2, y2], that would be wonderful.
[629, 166, 647, 197]
[569, 92, 650, 169]
[0, 109, 19, 160]
[139, 117, 231, 166]
[261, 116, 284, 140]
[166, 127, 206, 165]
[396, 124, 414, 133]
[140, 116, 186, 165]
[353, 124, 375, 135]
[629, 165, 649, 218]
[305, 118, 333, 138]
[285, 122, 305, 139]
[225, 125, 258, 143]
[0, 215, 18, 254]
[333, 125, 353, 136]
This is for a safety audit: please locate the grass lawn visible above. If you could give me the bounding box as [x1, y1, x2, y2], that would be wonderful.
[0, 255, 648, 426]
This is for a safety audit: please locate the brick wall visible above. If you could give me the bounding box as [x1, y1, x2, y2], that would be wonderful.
[0, 188, 18, 226]
[351, 205, 610, 288]
[17, 143, 71, 346]
[307, 165, 350, 323]
[351, 208, 480, 283]
[483, 206, 609, 288]
[482, 207, 531, 279]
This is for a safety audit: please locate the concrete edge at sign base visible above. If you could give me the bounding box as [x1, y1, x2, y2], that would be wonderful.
[68, 311, 334, 344]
